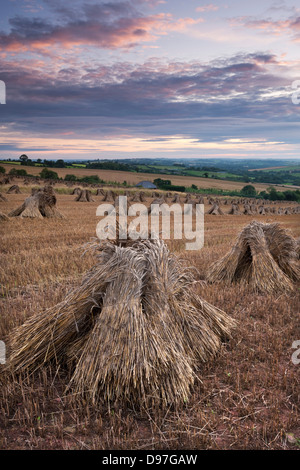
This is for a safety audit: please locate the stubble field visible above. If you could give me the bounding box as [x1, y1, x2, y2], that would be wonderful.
[0, 163, 294, 192]
[0, 187, 299, 450]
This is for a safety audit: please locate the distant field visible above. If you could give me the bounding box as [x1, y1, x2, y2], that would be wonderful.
[249, 165, 300, 171]
[1, 163, 293, 192]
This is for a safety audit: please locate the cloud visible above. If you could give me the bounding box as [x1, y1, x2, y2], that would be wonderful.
[231, 14, 300, 42]
[0, 1, 203, 54]
[0, 51, 296, 126]
[195, 4, 219, 13]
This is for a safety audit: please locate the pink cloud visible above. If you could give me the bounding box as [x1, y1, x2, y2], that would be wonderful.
[231, 15, 300, 42]
[196, 4, 219, 13]
[0, 12, 204, 56]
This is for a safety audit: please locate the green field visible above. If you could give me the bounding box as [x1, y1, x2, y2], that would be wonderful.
[251, 165, 300, 172]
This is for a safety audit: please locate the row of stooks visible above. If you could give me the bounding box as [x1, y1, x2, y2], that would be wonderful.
[2, 219, 299, 409]
[1, 186, 299, 220]
[1, 173, 299, 205]
[0, 173, 299, 203]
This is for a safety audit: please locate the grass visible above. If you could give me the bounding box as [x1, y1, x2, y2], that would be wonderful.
[0, 190, 299, 449]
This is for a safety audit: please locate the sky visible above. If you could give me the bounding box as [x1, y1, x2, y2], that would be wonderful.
[0, 0, 299, 160]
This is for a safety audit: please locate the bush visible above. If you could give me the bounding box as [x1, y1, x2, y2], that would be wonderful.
[9, 168, 28, 176]
[0, 165, 5, 174]
[64, 174, 77, 181]
[154, 178, 172, 188]
[79, 175, 104, 184]
[40, 168, 59, 180]
[162, 184, 185, 192]
[241, 184, 256, 197]
[282, 190, 300, 202]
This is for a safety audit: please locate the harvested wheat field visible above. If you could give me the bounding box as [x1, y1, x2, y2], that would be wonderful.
[0, 189, 299, 450]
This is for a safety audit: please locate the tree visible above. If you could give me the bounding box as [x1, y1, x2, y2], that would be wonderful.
[54, 159, 66, 168]
[259, 191, 268, 200]
[241, 184, 256, 197]
[0, 165, 5, 174]
[43, 159, 54, 167]
[19, 154, 28, 163]
[268, 187, 284, 201]
[19, 154, 32, 166]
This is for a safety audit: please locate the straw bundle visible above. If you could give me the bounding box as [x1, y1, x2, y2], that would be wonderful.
[228, 204, 241, 215]
[130, 191, 145, 203]
[8, 185, 64, 219]
[206, 221, 299, 293]
[0, 211, 9, 221]
[184, 194, 192, 203]
[296, 238, 300, 260]
[148, 197, 166, 214]
[250, 204, 258, 214]
[196, 196, 205, 204]
[151, 197, 166, 205]
[102, 190, 115, 202]
[71, 187, 82, 195]
[243, 204, 253, 215]
[75, 189, 94, 202]
[1, 176, 12, 185]
[96, 188, 105, 196]
[8, 239, 235, 409]
[258, 206, 265, 215]
[7, 185, 20, 194]
[207, 203, 224, 215]
[171, 193, 181, 203]
[262, 223, 300, 281]
[0, 193, 7, 202]
[112, 196, 130, 215]
[183, 199, 201, 215]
